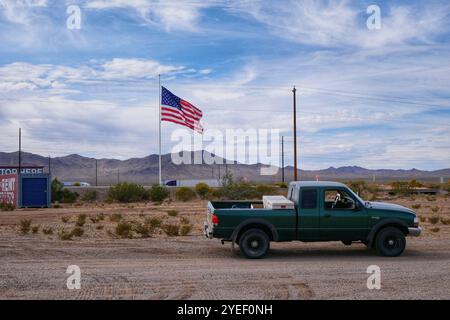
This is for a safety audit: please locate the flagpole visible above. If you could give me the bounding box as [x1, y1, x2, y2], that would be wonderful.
[158, 74, 162, 186]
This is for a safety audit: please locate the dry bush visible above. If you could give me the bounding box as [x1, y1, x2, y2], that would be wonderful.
[96, 225, 104, 230]
[440, 217, 450, 225]
[427, 196, 436, 201]
[419, 216, 427, 223]
[58, 230, 73, 240]
[110, 213, 122, 222]
[167, 210, 178, 217]
[145, 217, 162, 229]
[31, 225, 40, 234]
[71, 227, 84, 237]
[195, 183, 210, 199]
[180, 224, 193, 236]
[115, 221, 133, 238]
[0, 202, 15, 211]
[76, 214, 87, 227]
[431, 206, 440, 213]
[133, 222, 152, 238]
[412, 204, 421, 210]
[430, 227, 440, 233]
[90, 216, 100, 223]
[162, 223, 180, 236]
[42, 227, 53, 235]
[61, 216, 70, 223]
[180, 217, 190, 225]
[429, 216, 440, 224]
[176, 187, 196, 202]
[97, 213, 105, 221]
[19, 219, 32, 234]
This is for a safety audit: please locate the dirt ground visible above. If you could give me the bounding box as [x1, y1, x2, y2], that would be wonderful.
[1, 194, 449, 300]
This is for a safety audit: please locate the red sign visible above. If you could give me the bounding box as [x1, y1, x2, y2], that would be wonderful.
[0, 174, 18, 207]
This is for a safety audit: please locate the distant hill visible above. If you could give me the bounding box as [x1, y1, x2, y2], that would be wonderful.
[1, 151, 449, 185]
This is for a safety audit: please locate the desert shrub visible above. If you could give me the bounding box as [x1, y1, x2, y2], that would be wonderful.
[71, 227, 84, 237]
[409, 179, 424, 188]
[58, 230, 73, 241]
[180, 224, 193, 236]
[419, 216, 427, 223]
[90, 216, 100, 223]
[110, 213, 122, 222]
[390, 181, 412, 196]
[218, 173, 261, 200]
[42, 227, 53, 235]
[73, 182, 81, 187]
[108, 183, 148, 203]
[176, 187, 196, 202]
[96, 225, 104, 230]
[0, 202, 15, 211]
[412, 204, 421, 210]
[430, 227, 440, 233]
[31, 225, 40, 234]
[368, 193, 378, 201]
[180, 217, 190, 225]
[19, 219, 32, 234]
[115, 221, 133, 238]
[53, 203, 61, 209]
[195, 183, 210, 199]
[167, 210, 178, 217]
[81, 190, 98, 202]
[52, 179, 80, 204]
[278, 182, 288, 188]
[61, 189, 79, 204]
[255, 184, 276, 196]
[133, 222, 152, 238]
[97, 213, 105, 221]
[347, 180, 367, 195]
[429, 216, 440, 224]
[427, 196, 436, 201]
[61, 216, 70, 223]
[209, 188, 222, 199]
[149, 184, 170, 203]
[431, 206, 440, 213]
[162, 223, 180, 236]
[145, 217, 162, 229]
[76, 214, 87, 227]
[440, 217, 450, 225]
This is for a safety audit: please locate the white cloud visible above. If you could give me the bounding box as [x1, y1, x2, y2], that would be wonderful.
[0, 0, 47, 25]
[101, 58, 184, 79]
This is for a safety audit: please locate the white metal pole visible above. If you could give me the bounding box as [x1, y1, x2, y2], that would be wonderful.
[158, 74, 162, 185]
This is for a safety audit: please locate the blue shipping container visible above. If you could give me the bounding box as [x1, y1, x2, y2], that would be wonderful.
[19, 174, 51, 208]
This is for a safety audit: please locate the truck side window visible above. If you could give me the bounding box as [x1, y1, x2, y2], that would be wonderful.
[324, 189, 356, 210]
[301, 189, 317, 209]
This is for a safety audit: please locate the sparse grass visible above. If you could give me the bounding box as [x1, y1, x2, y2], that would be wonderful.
[430, 227, 440, 233]
[145, 217, 162, 229]
[31, 225, 40, 234]
[412, 204, 421, 210]
[180, 224, 193, 236]
[167, 210, 178, 217]
[19, 219, 32, 234]
[110, 213, 122, 222]
[81, 190, 98, 202]
[42, 227, 54, 235]
[427, 196, 436, 201]
[115, 221, 133, 238]
[97, 213, 105, 221]
[58, 229, 73, 241]
[440, 217, 450, 225]
[419, 216, 427, 223]
[0, 202, 15, 211]
[133, 222, 152, 238]
[180, 217, 190, 225]
[71, 227, 84, 237]
[52, 204, 61, 209]
[90, 216, 100, 223]
[431, 206, 440, 213]
[76, 214, 87, 227]
[162, 223, 180, 236]
[61, 216, 70, 223]
[429, 216, 440, 225]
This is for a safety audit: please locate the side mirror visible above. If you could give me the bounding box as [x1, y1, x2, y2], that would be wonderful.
[354, 202, 362, 211]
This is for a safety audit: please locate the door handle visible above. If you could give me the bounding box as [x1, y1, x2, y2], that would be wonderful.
[324, 213, 331, 218]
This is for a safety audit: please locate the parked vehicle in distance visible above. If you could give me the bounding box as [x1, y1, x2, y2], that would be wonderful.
[204, 181, 421, 259]
[63, 182, 91, 187]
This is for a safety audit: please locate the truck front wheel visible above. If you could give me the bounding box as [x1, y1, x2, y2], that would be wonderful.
[375, 227, 406, 257]
[239, 229, 270, 259]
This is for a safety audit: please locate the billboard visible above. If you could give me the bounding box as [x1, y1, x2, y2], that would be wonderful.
[0, 166, 44, 175]
[0, 174, 18, 207]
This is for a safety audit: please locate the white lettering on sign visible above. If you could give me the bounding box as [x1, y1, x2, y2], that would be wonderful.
[0, 168, 44, 175]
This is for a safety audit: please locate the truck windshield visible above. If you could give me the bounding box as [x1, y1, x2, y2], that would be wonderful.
[346, 187, 365, 204]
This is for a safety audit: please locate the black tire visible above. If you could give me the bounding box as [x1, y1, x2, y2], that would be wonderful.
[342, 240, 352, 246]
[239, 228, 270, 259]
[375, 227, 406, 257]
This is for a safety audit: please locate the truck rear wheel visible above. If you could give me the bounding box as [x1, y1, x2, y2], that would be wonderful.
[239, 229, 270, 259]
[375, 227, 406, 257]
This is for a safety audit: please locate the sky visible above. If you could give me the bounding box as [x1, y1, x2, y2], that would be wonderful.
[0, 0, 449, 170]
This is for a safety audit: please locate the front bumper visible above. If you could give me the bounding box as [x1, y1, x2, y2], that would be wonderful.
[408, 227, 422, 237]
[204, 221, 213, 239]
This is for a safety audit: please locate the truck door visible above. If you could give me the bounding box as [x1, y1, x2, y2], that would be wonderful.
[319, 188, 369, 240]
[296, 188, 320, 240]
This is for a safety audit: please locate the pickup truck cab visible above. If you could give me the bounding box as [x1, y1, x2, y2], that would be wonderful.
[204, 181, 421, 259]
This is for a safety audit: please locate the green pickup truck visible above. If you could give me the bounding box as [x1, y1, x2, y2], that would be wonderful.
[204, 181, 421, 259]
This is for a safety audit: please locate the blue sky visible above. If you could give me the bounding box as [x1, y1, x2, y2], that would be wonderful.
[0, 0, 449, 170]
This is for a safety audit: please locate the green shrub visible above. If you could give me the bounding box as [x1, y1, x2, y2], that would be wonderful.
[278, 182, 288, 188]
[76, 214, 87, 227]
[52, 179, 80, 203]
[149, 184, 170, 203]
[167, 210, 178, 217]
[108, 183, 148, 203]
[180, 224, 193, 236]
[176, 187, 196, 202]
[134, 222, 152, 238]
[195, 183, 210, 199]
[162, 223, 180, 236]
[115, 221, 133, 238]
[255, 184, 276, 196]
[71, 227, 84, 237]
[81, 190, 98, 202]
[19, 219, 32, 234]
[390, 181, 413, 196]
[61, 189, 79, 203]
[42, 227, 53, 235]
[145, 217, 162, 229]
[0, 202, 15, 211]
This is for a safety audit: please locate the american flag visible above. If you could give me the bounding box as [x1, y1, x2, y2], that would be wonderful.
[161, 86, 203, 133]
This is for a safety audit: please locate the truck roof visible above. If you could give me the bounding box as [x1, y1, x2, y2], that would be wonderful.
[289, 181, 347, 188]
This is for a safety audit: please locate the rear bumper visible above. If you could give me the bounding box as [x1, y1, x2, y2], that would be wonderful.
[408, 227, 422, 237]
[204, 221, 213, 239]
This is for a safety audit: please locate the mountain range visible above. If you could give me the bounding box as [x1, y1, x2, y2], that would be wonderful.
[1, 151, 449, 185]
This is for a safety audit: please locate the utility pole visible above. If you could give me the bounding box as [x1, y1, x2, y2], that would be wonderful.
[95, 159, 98, 186]
[48, 156, 51, 175]
[281, 136, 285, 183]
[18, 128, 22, 175]
[218, 165, 221, 180]
[292, 86, 298, 181]
[117, 168, 120, 184]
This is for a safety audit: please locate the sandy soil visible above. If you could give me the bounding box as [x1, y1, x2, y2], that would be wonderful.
[1, 194, 449, 300]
